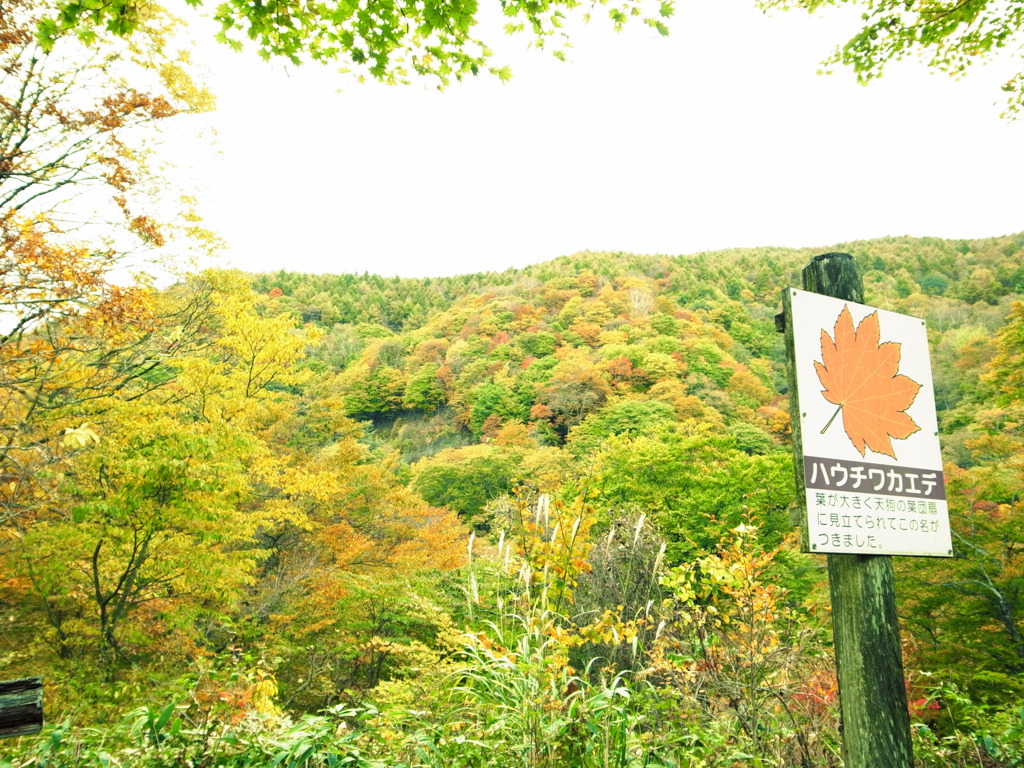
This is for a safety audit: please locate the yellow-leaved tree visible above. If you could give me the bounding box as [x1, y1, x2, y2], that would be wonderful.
[164, 271, 467, 709]
[7, 404, 263, 677]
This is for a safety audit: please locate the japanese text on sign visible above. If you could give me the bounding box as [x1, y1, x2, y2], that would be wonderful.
[803, 456, 945, 500]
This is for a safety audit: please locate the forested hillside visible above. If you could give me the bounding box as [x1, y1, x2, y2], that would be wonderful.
[4, 229, 1024, 766]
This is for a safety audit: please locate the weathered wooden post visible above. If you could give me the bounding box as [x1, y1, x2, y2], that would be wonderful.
[0, 677, 43, 739]
[780, 253, 923, 768]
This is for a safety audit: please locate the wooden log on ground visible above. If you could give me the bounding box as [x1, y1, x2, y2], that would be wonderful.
[0, 677, 43, 739]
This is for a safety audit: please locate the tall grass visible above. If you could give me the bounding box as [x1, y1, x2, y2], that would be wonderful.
[415, 494, 689, 767]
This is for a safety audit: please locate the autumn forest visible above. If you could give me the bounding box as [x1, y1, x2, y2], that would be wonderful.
[3, 0, 1024, 765]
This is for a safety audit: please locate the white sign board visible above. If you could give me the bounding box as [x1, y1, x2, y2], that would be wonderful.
[787, 288, 952, 557]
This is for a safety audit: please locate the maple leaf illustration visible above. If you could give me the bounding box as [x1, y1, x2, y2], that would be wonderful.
[814, 305, 922, 459]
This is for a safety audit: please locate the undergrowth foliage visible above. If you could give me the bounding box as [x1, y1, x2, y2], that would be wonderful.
[656, 526, 841, 767]
[7, 495, 1024, 766]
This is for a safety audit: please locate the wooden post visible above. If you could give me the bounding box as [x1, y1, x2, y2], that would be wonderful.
[782, 253, 914, 768]
[0, 677, 43, 739]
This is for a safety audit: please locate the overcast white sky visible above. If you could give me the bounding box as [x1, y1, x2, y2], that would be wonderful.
[162, 0, 1024, 278]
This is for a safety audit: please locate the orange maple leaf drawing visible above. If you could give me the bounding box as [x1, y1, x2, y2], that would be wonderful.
[814, 305, 922, 459]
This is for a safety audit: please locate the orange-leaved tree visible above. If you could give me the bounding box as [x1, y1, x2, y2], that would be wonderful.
[250, 434, 467, 707]
[0, 0, 213, 528]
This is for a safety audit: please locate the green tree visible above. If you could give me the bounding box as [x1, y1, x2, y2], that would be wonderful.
[44, 0, 674, 87]
[920, 272, 950, 297]
[566, 399, 675, 455]
[338, 358, 407, 420]
[760, 0, 1024, 115]
[468, 380, 525, 436]
[411, 444, 520, 527]
[590, 423, 794, 562]
[403, 362, 448, 412]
